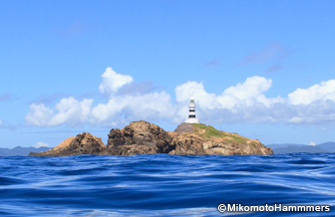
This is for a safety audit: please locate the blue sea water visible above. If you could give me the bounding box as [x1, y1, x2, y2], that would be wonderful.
[0, 153, 334, 216]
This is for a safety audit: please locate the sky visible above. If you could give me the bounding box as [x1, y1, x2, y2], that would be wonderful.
[1, 1, 335, 148]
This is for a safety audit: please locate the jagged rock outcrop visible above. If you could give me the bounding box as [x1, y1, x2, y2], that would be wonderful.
[168, 132, 205, 154]
[31, 121, 272, 156]
[30, 132, 106, 156]
[107, 121, 175, 155]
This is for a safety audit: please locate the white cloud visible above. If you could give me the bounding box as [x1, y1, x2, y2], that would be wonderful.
[223, 76, 281, 108]
[24, 93, 172, 127]
[34, 142, 49, 148]
[25, 67, 174, 126]
[288, 80, 335, 105]
[175, 81, 218, 109]
[0, 120, 3, 126]
[309, 141, 316, 146]
[174, 76, 284, 116]
[99, 67, 133, 94]
[25, 104, 54, 127]
[25, 97, 93, 126]
[49, 97, 93, 126]
[90, 91, 175, 125]
[24, 67, 335, 127]
[175, 77, 335, 124]
[224, 76, 271, 101]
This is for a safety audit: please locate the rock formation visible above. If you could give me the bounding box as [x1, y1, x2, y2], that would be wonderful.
[30, 132, 106, 156]
[170, 123, 272, 155]
[30, 121, 273, 156]
[174, 123, 194, 133]
[107, 121, 174, 155]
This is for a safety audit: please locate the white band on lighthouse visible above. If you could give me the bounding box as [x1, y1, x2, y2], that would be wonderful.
[185, 98, 200, 124]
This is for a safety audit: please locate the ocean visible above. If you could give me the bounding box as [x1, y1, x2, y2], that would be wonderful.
[0, 153, 334, 216]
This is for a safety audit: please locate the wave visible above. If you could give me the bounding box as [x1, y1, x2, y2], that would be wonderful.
[0, 153, 334, 216]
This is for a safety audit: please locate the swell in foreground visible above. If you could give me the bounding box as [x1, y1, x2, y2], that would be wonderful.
[1, 153, 334, 216]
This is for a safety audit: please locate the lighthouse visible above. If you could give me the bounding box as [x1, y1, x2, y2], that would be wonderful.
[184, 98, 200, 124]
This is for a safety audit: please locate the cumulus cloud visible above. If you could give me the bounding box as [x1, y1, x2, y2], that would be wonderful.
[175, 76, 283, 111]
[25, 97, 93, 126]
[288, 80, 335, 105]
[25, 67, 175, 127]
[34, 142, 49, 148]
[174, 76, 286, 123]
[175, 81, 217, 107]
[25, 104, 54, 127]
[99, 67, 134, 94]
[223, 76, 274, 107]
[25, 67, 335, 127]
[173, 78, 335, 124]
[92, 92, 176, 124]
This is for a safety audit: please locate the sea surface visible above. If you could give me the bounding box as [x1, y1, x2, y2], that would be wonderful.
[0, 153, 334, 216]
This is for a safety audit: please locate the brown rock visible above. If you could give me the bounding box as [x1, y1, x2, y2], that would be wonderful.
[52, 136, 75, 152]
[174, 123, 194, 133]
[167, 132, 204, 154]
[107, 120, 174, 155]
[171, 123, 273, 155]
[30, 132, 106, 156]
[31, 121, 273, 156]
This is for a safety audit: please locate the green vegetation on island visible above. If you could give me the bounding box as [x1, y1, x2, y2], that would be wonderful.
[192, 123, 248, 143]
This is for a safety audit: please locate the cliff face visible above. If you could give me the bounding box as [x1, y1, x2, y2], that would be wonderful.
[107, 121, 174, 155]
[30, 121, 272, 156]
[30, 132, 106, 156]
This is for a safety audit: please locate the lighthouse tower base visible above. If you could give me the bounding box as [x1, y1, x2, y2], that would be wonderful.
[184, 118, 200, 124]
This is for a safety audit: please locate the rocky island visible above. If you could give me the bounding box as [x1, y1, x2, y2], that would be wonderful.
[30, 120, 272, 156]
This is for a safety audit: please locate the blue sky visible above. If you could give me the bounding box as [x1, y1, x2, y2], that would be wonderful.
[1, 1, 335, 148]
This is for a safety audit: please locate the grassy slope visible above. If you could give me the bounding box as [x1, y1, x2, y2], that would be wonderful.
[192, 123, 252, 144]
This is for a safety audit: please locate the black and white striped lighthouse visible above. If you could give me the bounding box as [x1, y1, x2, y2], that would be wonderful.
[185, 98, 200, 124]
